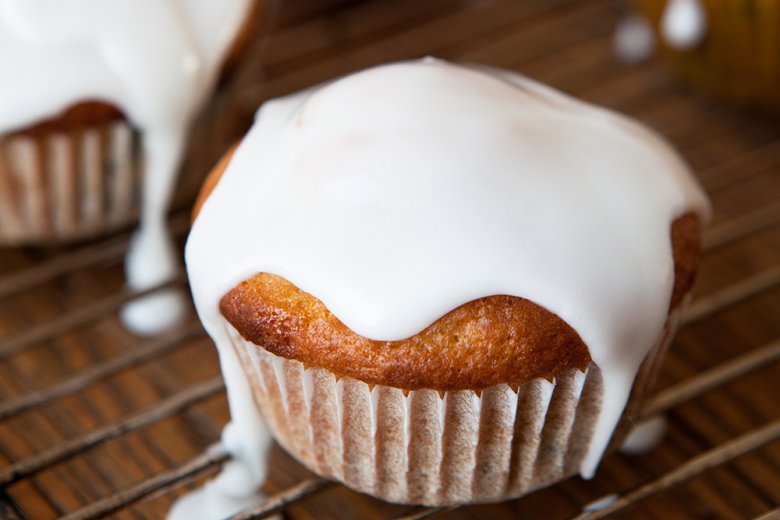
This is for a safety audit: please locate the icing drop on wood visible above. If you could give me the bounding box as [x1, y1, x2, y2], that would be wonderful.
[185, 58, 710, 508]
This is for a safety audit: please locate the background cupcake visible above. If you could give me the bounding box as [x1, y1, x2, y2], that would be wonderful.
[0, 98, 141, 244]
[0, 0, 262, 333]
[0, 0, 260, 245]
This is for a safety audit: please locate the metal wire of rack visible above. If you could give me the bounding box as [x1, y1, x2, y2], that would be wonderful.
[1, 1, 779, 519]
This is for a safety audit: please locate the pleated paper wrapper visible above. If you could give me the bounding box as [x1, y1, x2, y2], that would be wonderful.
[0, 122, 143, 245]
[228, 302, 686, 505]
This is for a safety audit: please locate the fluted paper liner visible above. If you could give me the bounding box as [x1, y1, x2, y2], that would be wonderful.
[0, 121, 142, 245]
[227, 301, 686, 505]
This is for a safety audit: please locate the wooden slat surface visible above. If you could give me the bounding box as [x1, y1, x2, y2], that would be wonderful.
[1, 1, 779, 518]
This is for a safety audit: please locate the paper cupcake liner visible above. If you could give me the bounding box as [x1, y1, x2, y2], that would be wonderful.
[227, 301, 686, 505]
[0, 121, 143, 245]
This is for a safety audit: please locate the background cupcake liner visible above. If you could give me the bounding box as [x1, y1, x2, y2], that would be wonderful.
[0, 121, 142, 245]
[0, 97, 247, 247]
[226, 300, 686, 506]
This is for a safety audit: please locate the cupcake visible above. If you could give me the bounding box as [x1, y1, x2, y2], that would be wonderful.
[0, 0, 260, 333]
[628, 0, 780, 112]
[183, 59, 711, 510]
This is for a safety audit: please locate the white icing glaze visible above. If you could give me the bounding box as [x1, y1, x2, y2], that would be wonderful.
[167, 472, 264, 520]
[661, 0, 707, 50]
[168, 323, 276, 520]
[614, 13, 656, 63]
[185, 58, 710, 506]
[620, 415, 668, 455]
[0, 0, 251, 334]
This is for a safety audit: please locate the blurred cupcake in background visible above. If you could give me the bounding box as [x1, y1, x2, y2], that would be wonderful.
[0, 0, 261, 334]
[615, 0, 780, 113]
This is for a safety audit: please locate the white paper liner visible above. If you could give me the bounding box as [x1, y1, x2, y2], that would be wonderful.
[226, 299, 687, 505]
[0, 121, 142, 245]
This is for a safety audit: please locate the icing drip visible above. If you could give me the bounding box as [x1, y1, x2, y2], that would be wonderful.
[122, 128, 188, 335]
[168, 346, 275, 519]
[661, 0, 707, 50]
[168, 312, 279, 519]
[185, 58, 710, 506]
[614, 13, 656, 63]
[0, 0, 251, 334]
[620, 415, 668, 455]
[583, 494, 618, 513]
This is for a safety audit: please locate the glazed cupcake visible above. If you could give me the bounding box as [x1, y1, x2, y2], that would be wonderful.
[631, 0, 780, 112]
[0, 0, 259, 245]
[184, 59, 711, 509]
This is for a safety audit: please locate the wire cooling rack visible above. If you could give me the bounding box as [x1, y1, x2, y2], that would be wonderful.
[1, 1, 779, 518]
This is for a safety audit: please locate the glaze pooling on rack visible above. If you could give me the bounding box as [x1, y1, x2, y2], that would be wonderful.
[184, 58, 710, 513]
[0, 0, 252, 334]
[167, 343, 275, 520]
[619, 416, 668, 455]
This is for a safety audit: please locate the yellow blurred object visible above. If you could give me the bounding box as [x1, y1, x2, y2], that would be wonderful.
[636, 0, 780, 113]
